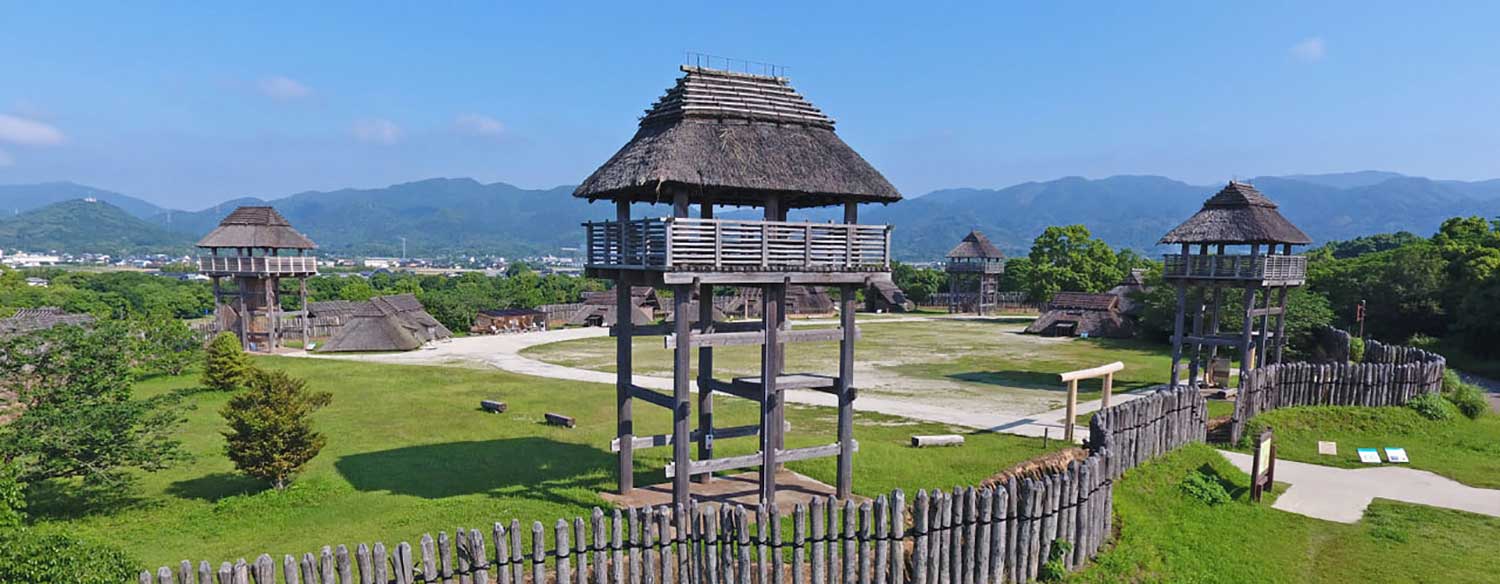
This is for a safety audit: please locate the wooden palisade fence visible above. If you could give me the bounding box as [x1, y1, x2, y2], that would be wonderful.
[145, 390, 1209, 584]
[1230, 340, 1446, 443]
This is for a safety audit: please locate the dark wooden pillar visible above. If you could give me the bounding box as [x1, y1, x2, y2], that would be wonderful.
[1187, 244, 1208, 387]
[696, 203, 715, 484]
[760, 281, 782, 506]
[672, 282, 692, 508]
[1168, 243, 1189, 388]
[1272, 244, 1293, 363]
[1237, 244, 1261, 382]
[299, 277, 309, 349]
[615, 199, 634, 495]
[836, 201, 858, 499]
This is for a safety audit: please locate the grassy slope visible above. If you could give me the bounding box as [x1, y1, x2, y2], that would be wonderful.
[1071, 443, 1500, 583]
[523, 319, 1173, 405]
[1236, 406, 1500, 488]
[35, 357, 1058, 568]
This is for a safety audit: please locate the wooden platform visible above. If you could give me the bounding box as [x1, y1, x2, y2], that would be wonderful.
[599, 470, 862, 513]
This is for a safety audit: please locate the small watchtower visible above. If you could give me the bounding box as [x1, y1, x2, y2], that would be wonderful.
[1160, 181, 1310, 390]
[576, 64, 901, 509]
[196, 206, 318, 352]
[945, 230, 1006, 315]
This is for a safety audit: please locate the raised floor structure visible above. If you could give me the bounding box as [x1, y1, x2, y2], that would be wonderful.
[575, 64, 901, 509]
[196, 206, 318, 352]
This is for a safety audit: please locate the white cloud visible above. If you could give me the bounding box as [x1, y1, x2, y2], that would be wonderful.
[455, 113, 505, 137]
[352, 118, 402, 145]
[0, 114, 65, 146]
[1290, 37, 1325, 62]
[0, 149, 12, 167]
[257, 76, 313, 100]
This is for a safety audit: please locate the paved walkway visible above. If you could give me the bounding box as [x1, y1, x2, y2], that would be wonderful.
[1219, 450, 1500, 522]
[301, 317, 1132, 442]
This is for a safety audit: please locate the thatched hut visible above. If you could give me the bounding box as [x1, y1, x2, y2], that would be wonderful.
[318, 294, 451, 352]
[864, 280, 914, 313]
[1024, 292, 1134, 338]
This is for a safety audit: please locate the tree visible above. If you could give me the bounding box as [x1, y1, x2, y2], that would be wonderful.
[132, 315, 201, 376]
[1024, 225, 1122, 301]
[891, 261, 945, 303]
[221, 369, 331, 490]
[0, 323, 188, 484]
[202, 331, 253, 391]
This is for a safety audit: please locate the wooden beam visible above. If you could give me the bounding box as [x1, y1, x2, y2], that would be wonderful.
[665, 441, 859, 478]
[732, 373, 839, 392]
[1058, 361, 1125, 383]
[609, 422, 786, 452]
[703, 378, 763, 402]
[630, 385, 676, 409]
[664, 327, 858, 349]
[612, 320, 764, 338]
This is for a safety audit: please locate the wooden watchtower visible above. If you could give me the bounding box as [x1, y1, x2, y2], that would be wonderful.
[575, 65, 901, 509]
[1161, 182, 1310, 390]
[945, 230, 1005, 315]
[196, 206, 318, 352]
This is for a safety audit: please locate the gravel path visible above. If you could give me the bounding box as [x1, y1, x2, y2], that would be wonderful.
[1219, 450, 1500, 522]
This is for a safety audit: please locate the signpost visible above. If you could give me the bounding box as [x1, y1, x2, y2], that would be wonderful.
[1250, 427, 1276, 502]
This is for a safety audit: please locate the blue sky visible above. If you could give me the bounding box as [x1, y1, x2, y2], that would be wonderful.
[2, 2, 1499, 209]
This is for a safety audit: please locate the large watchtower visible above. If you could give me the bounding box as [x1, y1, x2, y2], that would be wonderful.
[196, 206, 318, 352]
[1161, 182, 1310, 390]
[945, 230, 1006, 315]
[576, 64, 901, 508]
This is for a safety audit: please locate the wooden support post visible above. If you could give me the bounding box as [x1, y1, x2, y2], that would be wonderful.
[1101, 372, 1113, 409]
[300, 277, 309, 349]
[237, 279, 249, 351]
[837, 200, 858, 500]
[615, 200, 634, 495]
[1256, 282, 1273, 368]
[760, 281, 782, 507]
[696, 204, 716, 483]
[1169, 282, 1187, 389]
[672, 283, 692, 509]
[1064, 379, 1078, 442]
[1238, 244, 1261, 381]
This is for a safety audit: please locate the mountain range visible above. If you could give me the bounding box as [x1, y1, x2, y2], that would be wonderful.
[2, 171, 1499, 260]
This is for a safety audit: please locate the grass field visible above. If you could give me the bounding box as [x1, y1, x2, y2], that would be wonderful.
[1070, 443, 1500, 583]
[522, 318, 1174, 415]
[1233, 405, 1500, 488]
[33, 357, 1060, 569]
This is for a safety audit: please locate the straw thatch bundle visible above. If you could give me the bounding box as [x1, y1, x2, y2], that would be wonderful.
[1159, 181, 1311, 245]
[197, 206, 317, 250]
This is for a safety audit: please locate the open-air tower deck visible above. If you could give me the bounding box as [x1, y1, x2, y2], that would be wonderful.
[196, 206, 318, 352]
[1161, 181, 1311, 391]
[575, 63, 901, 509]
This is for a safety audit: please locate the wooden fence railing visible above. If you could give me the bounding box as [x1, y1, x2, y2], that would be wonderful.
[1229, 342, 1445, 443]
[1086, 385, 1208, 479]
[1161, 253, 1306, 283]
[144, 388, 1215, 584]
[584, 218, 892, 272]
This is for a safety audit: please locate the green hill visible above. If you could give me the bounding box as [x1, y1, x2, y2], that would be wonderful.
[0, 199, 193, 255]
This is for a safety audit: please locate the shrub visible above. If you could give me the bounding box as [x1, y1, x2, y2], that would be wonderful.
[0, 460, 25, 527]
[0, 528, 138, 584]
[1348, 337, 1366, 363]
[1406, 393, 1456, 421]
[202, 332, 253, 391]
[1038, 540, 1074, 582]
[1180, 470, 1232, 506]
[1441, 370, 1488, 420]
[222, 369, 332, 490]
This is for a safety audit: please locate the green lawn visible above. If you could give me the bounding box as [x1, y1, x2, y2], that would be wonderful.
[1234, 405, 1500, 488]
[525, 319, 1174, 413]
[1070, 443, 1500, 583]
[33, 357, 1059, 569]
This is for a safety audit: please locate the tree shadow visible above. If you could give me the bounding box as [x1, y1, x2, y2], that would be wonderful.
[166, 472, 265, 502]
[335, 437, 614, 508]
[26, 477, 145, 521]
[1193, 462, 1249, 500]
[949, 370, 1064, 391]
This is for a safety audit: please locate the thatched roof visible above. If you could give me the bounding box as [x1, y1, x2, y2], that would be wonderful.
[574, 66, 901, 209]
[197, 206, 317, 250]
[946, 231, 1005, 259]
[1047, 292, 1119, 311]
[0, 307, 94, 337]
[318, 294, 451, 352]
[1159, 182, 1312, 245]
[306, 300, 361, 319]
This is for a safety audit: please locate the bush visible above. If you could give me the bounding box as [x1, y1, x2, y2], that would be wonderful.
[0, 460, 25, 527]
[202, 332, 253, 391]
[1180, 469, 1232, 506]
[1348, 337, 1366, 363]
[1038, 540, 1074, 582]
[1407, 393, 1457, 421]
[1441, 370, 1488, 420]
[222, 369, 332, 490]
[0, 528, 138, 584]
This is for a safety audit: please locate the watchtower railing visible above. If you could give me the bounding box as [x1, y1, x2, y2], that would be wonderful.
[584, 217, 892, 272]
[1162, 253, 1305, 283]
[197, 255, 319, 276]
[945, 258, 1005, 274]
